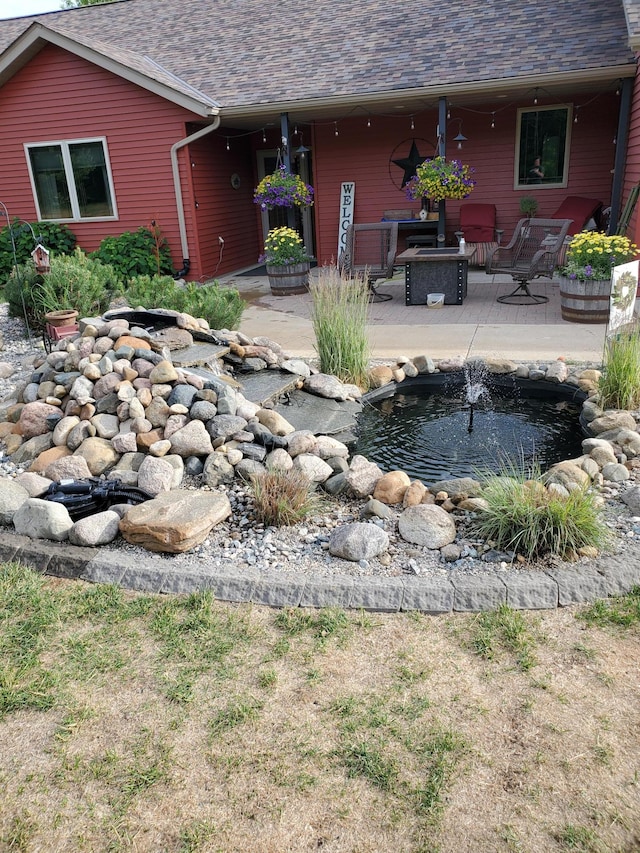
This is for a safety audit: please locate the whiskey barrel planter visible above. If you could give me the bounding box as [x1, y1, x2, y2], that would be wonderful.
[559, 277, 611, 324]
[266, 262, 310, 295]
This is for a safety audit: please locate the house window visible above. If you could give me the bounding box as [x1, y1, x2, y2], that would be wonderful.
[515, 106, 571, 189]
[25, 138, 117, 221]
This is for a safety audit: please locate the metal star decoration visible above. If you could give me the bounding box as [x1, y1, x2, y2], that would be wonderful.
[392, 140, 427, 187]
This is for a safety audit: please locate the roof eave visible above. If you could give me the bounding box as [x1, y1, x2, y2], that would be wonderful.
[0, 22, 219, 118]
[220, 64, 638, 122]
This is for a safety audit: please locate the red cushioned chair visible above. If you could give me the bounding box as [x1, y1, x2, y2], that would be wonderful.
[550, 195, 603, 267]
[454, 203, 503, 266]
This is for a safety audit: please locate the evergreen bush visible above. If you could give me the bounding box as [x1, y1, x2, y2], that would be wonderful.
[91, 224, 174, 283]
[0, 220, 76, 282]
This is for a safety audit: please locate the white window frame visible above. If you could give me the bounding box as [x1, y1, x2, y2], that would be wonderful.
[514, 105, 572, 190]
[24, 136, 118, 222]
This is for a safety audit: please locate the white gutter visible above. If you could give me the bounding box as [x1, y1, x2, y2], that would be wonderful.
[170, 117, 221, 266]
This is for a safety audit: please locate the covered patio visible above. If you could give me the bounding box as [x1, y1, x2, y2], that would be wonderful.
[223, 266, 609, 363]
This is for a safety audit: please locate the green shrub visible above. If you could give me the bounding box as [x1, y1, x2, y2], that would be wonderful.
[0, 220, 76, 282]
[251, 467, 323, 527]
[309, 266, 371, 388]
[122, 275, 244, 331]
[5, 249, 120, 330]
[91, 224, 174, 283]
[469, 464, 611, 560]
[598, 323, 640, 410]
[4, 262, 45, 330]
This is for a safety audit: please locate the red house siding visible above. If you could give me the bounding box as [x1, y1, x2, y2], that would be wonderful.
[312, 94, 619, 264]
[188, 131, 261, 279]
[0, 44, 215, 279]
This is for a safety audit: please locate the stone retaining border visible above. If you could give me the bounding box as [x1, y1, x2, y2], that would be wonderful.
[2, 529, 639, 614]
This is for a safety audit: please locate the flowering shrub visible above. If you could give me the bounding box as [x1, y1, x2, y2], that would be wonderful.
[405, 156, 476, 203]
[261, 227, 309, 266]
[561, 231, 638, 282]
[254, 166, 314, 209]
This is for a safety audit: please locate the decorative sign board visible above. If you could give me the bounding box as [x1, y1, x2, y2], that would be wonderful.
[337, 182, 355, 260]
[609, 260, 638, 331]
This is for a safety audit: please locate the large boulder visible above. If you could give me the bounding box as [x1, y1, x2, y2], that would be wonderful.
[119, 490, 231, 553]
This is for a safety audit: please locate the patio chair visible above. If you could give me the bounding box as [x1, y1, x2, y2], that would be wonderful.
[486, 217, 573, 304]
[454, 203, 504, 267]
[339, 221, 397, 301]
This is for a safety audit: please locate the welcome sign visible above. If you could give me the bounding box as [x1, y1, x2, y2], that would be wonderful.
[337, 182, 355, 259]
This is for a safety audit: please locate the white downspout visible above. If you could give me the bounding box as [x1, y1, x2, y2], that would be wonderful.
[170, 116, 221, 274]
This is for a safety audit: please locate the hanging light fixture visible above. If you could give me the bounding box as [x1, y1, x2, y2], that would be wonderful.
[451, 118, 467, 149]
[295, 134, 310, 159]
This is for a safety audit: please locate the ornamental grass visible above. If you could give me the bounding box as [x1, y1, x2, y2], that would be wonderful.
[598, 322, 640, 410]
[309, 266, 371, 389]
[469, 463, 611, 561]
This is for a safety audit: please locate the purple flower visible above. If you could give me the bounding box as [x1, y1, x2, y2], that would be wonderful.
[584, 264, 593, 278]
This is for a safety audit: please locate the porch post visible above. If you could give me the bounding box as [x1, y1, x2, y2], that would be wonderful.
[438, 96, 447, 246]
[281, 112, 296, 229]
[608, 77, 633, 235]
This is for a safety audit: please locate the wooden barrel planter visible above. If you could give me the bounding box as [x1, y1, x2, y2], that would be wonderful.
[559, 277, 611, 324]
[266, 263, 310, 295]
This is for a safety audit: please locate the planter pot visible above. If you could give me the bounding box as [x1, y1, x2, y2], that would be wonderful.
[559, 277, 611, 324]
[44, 309, 79, 327]
[266, 262, 310, 295]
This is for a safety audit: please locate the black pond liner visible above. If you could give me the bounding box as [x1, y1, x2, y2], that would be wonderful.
[355, 373, 589, 483]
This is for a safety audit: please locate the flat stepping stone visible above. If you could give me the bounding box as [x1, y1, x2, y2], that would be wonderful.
[237, 371, 300, 407]
[273, 389, 362, 436]
[170, 342, 229, 367]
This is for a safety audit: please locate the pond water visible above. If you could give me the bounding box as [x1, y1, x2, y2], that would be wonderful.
[355, 376, 585, 483]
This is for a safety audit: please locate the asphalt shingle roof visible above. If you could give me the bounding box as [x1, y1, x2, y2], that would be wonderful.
[0, 0, 635, 110]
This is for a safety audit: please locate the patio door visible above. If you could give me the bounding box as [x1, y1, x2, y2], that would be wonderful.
[256, 150, 315, 259]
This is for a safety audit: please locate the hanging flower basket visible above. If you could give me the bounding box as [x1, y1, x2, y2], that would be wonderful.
[405, 156, 476, 203]
[254, 166, 314, 209]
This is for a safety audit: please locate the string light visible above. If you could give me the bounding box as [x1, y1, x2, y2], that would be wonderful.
[533, 87, 538, 105]
[491, 112, 495, 129]
[447, 105, 451, 120]
[226, 138, 230, 151]
[367, 117, 371, 128]
[334, 122, 339, 137]
[262, 129, 266, 142]
[574, 109, 579, 123]
[410, 115, 415, 130]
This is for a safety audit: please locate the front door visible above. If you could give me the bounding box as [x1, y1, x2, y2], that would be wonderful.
[256, 150, 315, 259]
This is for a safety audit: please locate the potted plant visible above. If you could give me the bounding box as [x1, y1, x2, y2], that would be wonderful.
[254, 166, 314, 210]
[559, 230, 638, 323]
[261, 226, 311, 294]
[519, 196, 538, 217]
[404, 156, 476, 204]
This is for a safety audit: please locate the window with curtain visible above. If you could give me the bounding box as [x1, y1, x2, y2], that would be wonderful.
[26, 138, 117, 220]
[515, 106, 571, 189]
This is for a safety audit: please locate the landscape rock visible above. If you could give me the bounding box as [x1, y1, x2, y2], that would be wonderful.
[69, 510, 121, 546]
[13, 497, 74, 541]
[344, 455, 384, 498]
[373, 470, 411, 505]
[328, 522, 389, 561]
[0, 479, 30, 524]
[397, 504, 457, 548]
[119, 490, 232, 553]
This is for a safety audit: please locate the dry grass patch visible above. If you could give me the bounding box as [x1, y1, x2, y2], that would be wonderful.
[0, 564, 639, 852]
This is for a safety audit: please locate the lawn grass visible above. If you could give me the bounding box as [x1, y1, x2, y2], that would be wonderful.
[1, 562, 639, 852]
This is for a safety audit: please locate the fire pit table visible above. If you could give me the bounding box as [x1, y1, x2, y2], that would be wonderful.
[397, 246, 476, 305]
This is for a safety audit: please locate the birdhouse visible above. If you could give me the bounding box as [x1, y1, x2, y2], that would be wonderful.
[31, 244, 50, 273]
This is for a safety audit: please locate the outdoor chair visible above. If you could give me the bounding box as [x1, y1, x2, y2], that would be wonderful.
[486, 217, 573, 304]
[454, 203, 504, 267]
[339, 221, 397, 301]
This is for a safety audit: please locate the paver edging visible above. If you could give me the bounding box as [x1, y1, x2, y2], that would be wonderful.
[0, 527, 638, 614]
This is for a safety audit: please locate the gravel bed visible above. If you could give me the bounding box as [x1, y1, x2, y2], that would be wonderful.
[0, 303, 637, 581]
